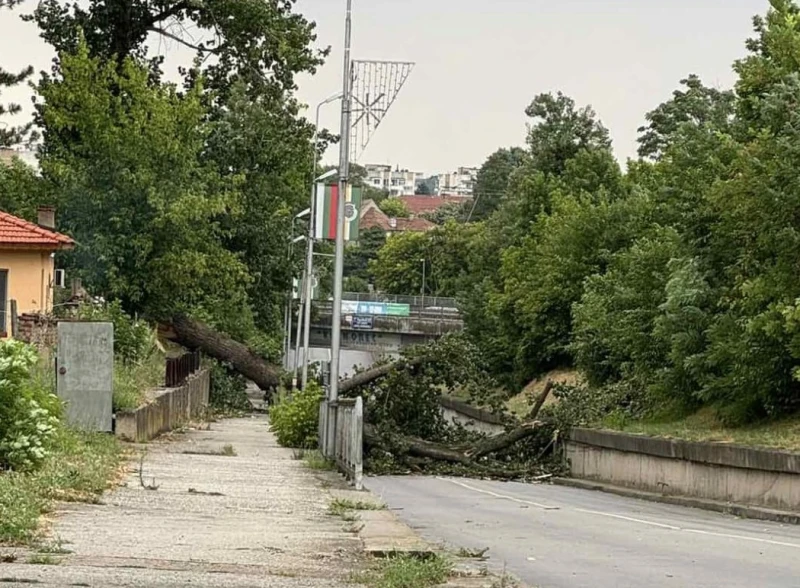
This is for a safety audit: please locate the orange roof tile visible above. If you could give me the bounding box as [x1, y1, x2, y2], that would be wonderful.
[0, 211, 74, 249]
[397, 195, 470, 216]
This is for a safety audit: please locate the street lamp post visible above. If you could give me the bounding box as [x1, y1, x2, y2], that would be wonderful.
[301, 164, 339, 390]
[420, 258, 426, 310]
[284, 217, 304, 365]
[290, 211, 309, 387]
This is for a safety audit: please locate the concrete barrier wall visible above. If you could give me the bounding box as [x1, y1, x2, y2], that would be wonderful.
[115, 369, 210, 443]
[439, 396, 506, 435]
[566, 428, 800, 511]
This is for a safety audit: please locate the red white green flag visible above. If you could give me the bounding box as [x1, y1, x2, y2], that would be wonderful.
[314, 183, 362, 241]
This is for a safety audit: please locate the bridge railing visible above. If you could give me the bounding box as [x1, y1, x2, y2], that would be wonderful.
[311, 300, 463, 322]
[319, 397, 363, 490]
[340, 292, 459, 310]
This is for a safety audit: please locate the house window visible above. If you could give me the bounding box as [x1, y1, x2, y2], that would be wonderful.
[0, 270, 7, 335]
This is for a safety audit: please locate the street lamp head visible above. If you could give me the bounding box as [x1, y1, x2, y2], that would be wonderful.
[295, 208, 311, 219]
[315, 168, 338, 182]
[322, 92, 344, 105]
[292, 235, 307, 244]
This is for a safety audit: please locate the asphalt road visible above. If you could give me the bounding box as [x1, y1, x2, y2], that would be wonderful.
[366, 476, 800, 588]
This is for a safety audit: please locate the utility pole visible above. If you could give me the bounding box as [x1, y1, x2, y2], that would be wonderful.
[329, 0, 353, 409]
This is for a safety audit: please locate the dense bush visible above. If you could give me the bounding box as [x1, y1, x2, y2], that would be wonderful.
[269, 382, 323, 449]
[0, 341, 61, 471]
[209, 361, 251, 413]
[76, 300, 155, 364]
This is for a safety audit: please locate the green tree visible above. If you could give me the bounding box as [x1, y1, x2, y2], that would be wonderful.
[37, 40, 251, 334]
[0, 159, 47, 219]
[415, 181, 433, 195]
[637, 75, 735, 160]
[26, 0, 326, 95]
[525, 92, 611, 175]
[344, 226, 386, 286]
[379, 198, 411, 219]
[470, 147, 526, 221]
[0, 64, 34, 147]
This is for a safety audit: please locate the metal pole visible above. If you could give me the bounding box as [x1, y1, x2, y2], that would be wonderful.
[293, 270, 305, 386]
[285, 222, 296, 372]
[421, 259, 426, 309]
[302, 96, 340, 389]
[329, 0, 353, 407]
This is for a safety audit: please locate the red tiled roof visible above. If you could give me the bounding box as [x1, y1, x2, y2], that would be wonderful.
[397, 195, 470, 216]
[359, 204, 436, 234]
[0, 211, 74, 249]
[396, 217, 436, 232]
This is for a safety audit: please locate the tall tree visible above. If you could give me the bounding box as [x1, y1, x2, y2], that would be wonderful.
[637, 75, 735, 160]
[37, 40, 252, 335]
[26, 0, 326, 93]
[0, 2, 33, 146]
[524, 92, 611, 176]
[470, 147, 526, 221]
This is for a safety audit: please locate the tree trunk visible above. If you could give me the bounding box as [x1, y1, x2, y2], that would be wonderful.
[162, 315, 281, 391]
[161, 316, 425, 393]
[339, 357, 425, 394]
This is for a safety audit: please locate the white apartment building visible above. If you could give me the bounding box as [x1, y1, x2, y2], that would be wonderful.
[436, 166, 478, 197]
[364, 163, 424, 197]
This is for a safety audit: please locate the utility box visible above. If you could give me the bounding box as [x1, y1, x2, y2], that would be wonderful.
[56, 322, 114, 432]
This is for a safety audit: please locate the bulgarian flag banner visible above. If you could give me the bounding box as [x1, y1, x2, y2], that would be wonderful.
[314, 183, 362, 241]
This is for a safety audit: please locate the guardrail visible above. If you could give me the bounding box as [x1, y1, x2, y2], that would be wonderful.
[340, 292, 458, 309]
[318, 397, 363, 490]
[165, 350, 202, 388]
[312, 300, 462, 321]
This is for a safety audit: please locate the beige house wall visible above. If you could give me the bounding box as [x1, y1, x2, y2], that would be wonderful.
[0, 249, 55, 335]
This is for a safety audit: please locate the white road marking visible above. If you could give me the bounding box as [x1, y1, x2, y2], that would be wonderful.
[437, 477, 800, 550]
[576, 508, 800, 549]
[574, 508, 681, 530]
[436, 477, 560, 510]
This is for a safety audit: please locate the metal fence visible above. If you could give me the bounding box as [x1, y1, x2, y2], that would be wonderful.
[318, 397, 363, 490]
[340, 292, 459, 310]
[312, 300, 463, 322]
[165, 350, 202, 388]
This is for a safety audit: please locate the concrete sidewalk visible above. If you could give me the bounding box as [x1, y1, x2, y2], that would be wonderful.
[1, 415, 363, 587]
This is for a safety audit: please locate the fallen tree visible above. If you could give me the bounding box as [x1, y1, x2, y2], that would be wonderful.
[363, 381, 554, 476]
[160, 315, 427, 393]
[161, 316, 561, 477]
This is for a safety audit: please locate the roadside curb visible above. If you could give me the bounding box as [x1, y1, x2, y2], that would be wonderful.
[553, 477, 800, 525]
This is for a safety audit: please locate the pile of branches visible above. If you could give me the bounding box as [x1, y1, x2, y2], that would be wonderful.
[342, 336, 566, 479]
[161, 316, 565, 479]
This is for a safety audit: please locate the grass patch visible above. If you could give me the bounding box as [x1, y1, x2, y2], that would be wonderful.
[353, 554, 451, 588]
[329, 498, 386, 517]
[26, 553, 61, 565]
[0, 428, 123, 545]
[181, 444, 237, 457]
[113, 349, 165, 412]
[302, 450, 336, 471]
[603, 407, 800, 452]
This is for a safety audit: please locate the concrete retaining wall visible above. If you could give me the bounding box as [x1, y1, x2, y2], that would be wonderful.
[566, 428, 800, 511]
[439, 396, 506, 435]
[115, 369, 210, 443]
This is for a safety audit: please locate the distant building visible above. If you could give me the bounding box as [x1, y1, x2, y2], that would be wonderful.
[364, 164, 424, 197]
[0, 148, 38, 170]
[396, 195, 469, 218]
[359, 200, 436, 236]
[436, 167, 478, 197]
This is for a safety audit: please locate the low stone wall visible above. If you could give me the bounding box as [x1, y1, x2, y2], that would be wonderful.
[439, 395, 506, 435]
[17, 313, 58, 348]
[115, 369, 210, 443]
[565, 428, 800, 512]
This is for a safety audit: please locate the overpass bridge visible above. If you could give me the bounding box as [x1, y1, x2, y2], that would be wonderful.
[286, 293, 464, 375]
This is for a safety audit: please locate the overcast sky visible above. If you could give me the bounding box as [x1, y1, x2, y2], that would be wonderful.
[0, 0, 766, 174]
